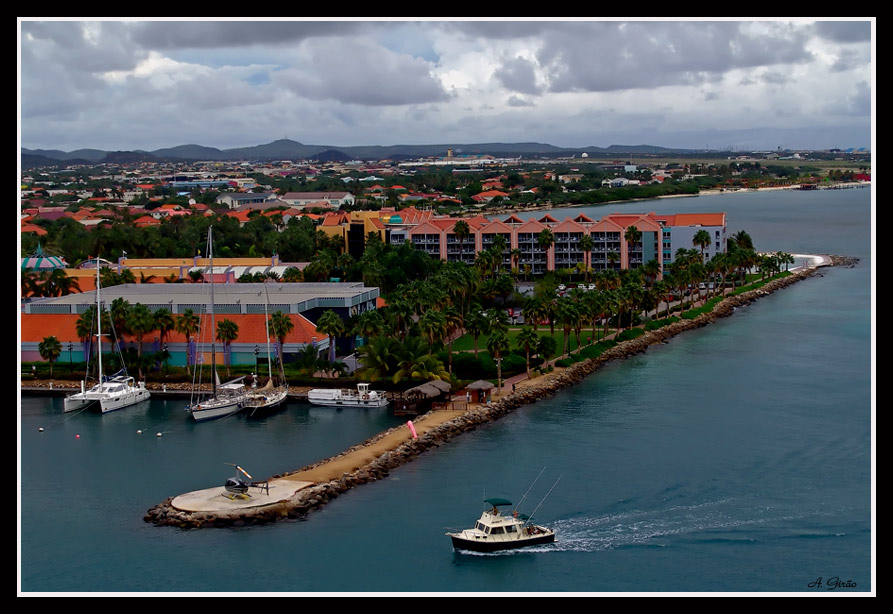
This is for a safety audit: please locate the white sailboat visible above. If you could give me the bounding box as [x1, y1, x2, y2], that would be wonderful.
[186, 228, 249, 422]
[244, 284, 289, 414]
[63, 258, 151, 413]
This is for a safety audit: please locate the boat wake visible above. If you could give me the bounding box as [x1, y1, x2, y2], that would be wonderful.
[535, 498, 858, 553]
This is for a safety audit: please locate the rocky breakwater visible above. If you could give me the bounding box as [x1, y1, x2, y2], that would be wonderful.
[145, 259, 852, 528]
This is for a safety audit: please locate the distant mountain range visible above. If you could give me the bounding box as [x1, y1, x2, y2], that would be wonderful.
[21, 139, 698, 168]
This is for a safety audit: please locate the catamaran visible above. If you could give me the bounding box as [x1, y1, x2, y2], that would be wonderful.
[63, 258, 151, 413]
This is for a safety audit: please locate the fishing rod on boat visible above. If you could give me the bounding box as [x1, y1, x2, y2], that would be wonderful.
[514, 466, 546, 514]
[524, 474, 562, 526]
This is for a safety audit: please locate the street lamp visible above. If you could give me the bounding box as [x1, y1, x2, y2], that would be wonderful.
[254, 345, 259, 372]
[68, 342, 73, 373]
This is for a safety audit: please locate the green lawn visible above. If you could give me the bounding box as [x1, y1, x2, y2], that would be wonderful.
[451, 326, 615, 354]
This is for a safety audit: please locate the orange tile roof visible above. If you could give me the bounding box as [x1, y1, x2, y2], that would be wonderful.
[21, 312, 321, 346]
[668, 213, 726, 227]
[21, 223, 47, 236]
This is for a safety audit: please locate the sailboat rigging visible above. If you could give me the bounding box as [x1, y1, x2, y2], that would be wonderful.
[186, 227, 250, 422]
[63, 257, 151, 413]
[244, 283, 289, 414]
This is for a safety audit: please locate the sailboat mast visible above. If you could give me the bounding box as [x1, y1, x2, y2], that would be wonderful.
[208, 227, 217, 398]
[95, 256, 104, 392]
[264, 285, 273, 382]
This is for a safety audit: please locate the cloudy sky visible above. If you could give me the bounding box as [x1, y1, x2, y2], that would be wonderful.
[18, 18, 874, 153]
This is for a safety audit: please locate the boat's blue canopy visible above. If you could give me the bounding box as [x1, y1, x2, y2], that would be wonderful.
[485, 498, 513, 507]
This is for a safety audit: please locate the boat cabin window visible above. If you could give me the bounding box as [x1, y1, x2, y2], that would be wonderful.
[475, 522, 486, 531]
[506, 525, 517, 533]
[490, 527, 505, 535]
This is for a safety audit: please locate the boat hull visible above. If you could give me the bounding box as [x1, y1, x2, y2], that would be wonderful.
[448, 531, 555, 553]
[189, 399, 243, 422]
[99, 389, 151, 413]
[244, 387, 289, 413]
[307, 396, 389, 408]
[63, 384, 151, 413]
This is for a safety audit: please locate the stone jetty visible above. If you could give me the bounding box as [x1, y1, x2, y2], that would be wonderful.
[144, 256, 853, 528]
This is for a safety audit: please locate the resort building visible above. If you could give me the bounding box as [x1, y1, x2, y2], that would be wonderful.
[21, 282, 380, 367]
[398, 211, 727, 275]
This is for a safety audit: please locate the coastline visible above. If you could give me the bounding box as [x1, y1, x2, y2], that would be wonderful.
[481, 182, 869, 217]
[143, 255, 853, 528]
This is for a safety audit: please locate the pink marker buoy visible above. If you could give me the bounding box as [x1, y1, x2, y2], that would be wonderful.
[407, 420, 418, 439]
[75, 434, 80, 439]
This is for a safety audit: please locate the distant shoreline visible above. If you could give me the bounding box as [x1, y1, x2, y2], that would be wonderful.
[482, 182, 870, 217]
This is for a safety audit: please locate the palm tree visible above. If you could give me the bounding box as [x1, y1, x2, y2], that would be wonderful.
[316, 309, 346, 364]
[43, 269, 81, 296]
[353, 309, 385, 345]
[536, 334, 557, 366]
[464, 308, 488, 357]
[643, 258, 661, 288]
[516, 325, 539, 377]
[268, 311, 295, 364]
[75, 305, 98, 365]
[579, 233, 594, 281]
[555, 297, 578, 356]
[216, 319, 239, 377]
[175, 309, 200, 374]
[417, 309, 447, 348]
[154, 308, 175, 352]
[355, 335, 400, 382]
[109, 297, 132, 354]
[624, 225, 642, 269]
[692, 229, 711, 263]
[523, 296, 549, 333]
[282, 267, 303, 282]
[392, 336, 449, 384]
[38, 336, 62, 378]
[128, 303, 156, 380]
[442, 306, 463, 375]
[486, 328, 510, 395]
[537, 228, 554, 273]
[453, 219, 471, 264]
[509, 248, 522, 279]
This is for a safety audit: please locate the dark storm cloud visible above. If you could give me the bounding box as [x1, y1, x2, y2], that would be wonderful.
[536, 22, 814, 93]
[128, 20, 365, 49]
[22, 21, 147, 73]
[493, 57, 542, 95]
[273, 38, 449, 106]
[813, 20, 871, 43]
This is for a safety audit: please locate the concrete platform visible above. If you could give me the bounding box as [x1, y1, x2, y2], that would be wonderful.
[171, 478, 314, 512]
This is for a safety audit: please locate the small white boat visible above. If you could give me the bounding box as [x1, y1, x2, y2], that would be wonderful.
[446, 498, 555, 553]
[307, 383, 389, 407]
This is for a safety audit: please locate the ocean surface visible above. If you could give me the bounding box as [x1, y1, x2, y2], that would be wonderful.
[19, 186, 874, 594]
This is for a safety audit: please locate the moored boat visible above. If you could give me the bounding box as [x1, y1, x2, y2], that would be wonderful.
[446, 498, 555, 552]
[63, 257, 151, 414]
[307, 383, 389, 407]
[185, 227, 251, 422]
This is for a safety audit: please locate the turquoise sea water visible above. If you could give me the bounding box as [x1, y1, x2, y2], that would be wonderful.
[19, 187, 873, 594]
